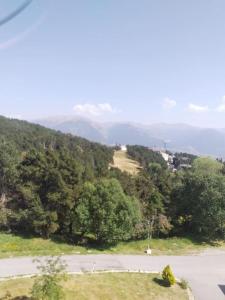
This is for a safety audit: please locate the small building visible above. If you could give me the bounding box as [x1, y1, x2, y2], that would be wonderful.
[120, 145, 127, 152]
[160, 151, 170, 162]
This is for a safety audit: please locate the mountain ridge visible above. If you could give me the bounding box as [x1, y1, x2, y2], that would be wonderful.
[35, 116, 225, 158]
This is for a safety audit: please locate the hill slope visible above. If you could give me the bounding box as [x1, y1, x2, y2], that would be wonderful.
[0, 115, 113, 177]
[110, 150, 142, 175]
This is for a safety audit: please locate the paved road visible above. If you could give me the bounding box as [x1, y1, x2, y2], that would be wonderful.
[0, 252, 225, 300]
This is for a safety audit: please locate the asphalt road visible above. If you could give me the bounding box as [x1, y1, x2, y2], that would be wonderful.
[0, 251, 225, 300]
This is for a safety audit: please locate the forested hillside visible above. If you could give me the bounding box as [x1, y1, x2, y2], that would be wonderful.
[127, 145, 167, 169]
[0, 116, 113, 177]
[0, 116, 225, 245]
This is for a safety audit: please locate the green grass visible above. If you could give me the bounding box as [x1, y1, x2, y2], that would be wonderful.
[0, 233, 87, 258]
[112, 236, 224, 255]
[0, 232, 224, 258]
[0, 273, 188, 300]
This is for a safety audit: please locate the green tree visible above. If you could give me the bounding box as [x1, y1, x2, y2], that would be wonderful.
[0, 140, 19, 202]
[135, 173, 172, 237]
[172, 173, 225, 239]
[10, 149, 76, 237]
[192, 157, 223, 175]
[0, 141, 19, 230]
[162, 265, 176, 286]
[73, 179, 141, 244]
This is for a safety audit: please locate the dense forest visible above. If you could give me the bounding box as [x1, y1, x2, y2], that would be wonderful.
[127, 145, 168, 169]
[0, 116, 224, 244]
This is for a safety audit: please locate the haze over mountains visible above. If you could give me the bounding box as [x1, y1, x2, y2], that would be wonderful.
[36, 116, 225, 158]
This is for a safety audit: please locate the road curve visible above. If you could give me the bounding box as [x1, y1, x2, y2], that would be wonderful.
[0, 252, 225, 300]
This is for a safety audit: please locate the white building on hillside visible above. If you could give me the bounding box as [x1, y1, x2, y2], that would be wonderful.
[120, 145, 127, 152]
[160, 151, 175, 170]
[160, 151, 170, 162]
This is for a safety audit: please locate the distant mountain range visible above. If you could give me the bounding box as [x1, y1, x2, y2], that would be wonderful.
[35, 116, 225, 158]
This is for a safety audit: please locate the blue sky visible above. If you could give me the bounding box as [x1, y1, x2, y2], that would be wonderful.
[1, 0, 225, 127]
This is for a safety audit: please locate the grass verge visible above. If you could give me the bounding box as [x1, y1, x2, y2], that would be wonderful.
[0, 232, 224, 258]
[0, 273, 188, 300]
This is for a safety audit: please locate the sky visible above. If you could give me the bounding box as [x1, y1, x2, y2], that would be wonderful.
[1, 0, 225, 127]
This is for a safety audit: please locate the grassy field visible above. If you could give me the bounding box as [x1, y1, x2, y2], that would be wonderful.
[0, 273, 188, 300]
[110, 150, 141, 175]
[0, 232, 224, 258]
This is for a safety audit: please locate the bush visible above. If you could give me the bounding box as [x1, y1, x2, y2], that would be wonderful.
[179, 278, 188, 290]
[31, 256, 67, 300]
[162, 265, 176, 286]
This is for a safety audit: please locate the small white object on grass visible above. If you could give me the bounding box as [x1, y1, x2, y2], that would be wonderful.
[145, 248, 152, 255]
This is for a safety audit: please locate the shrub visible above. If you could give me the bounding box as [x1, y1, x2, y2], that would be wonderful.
[179, 278, 188, 290]
[31, 256, 67, 300]
[162, 265, 176, 286]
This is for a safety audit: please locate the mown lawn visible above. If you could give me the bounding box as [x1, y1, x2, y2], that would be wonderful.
[0, 232, 224, 258]
[0, 273, 189, 300]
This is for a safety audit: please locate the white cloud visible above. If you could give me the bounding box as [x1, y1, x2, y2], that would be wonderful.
[216, 96, 225, 112]
[162, 97, 177, 110]
[73, 103, 117, 117]
[188, 103, 209, 113]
